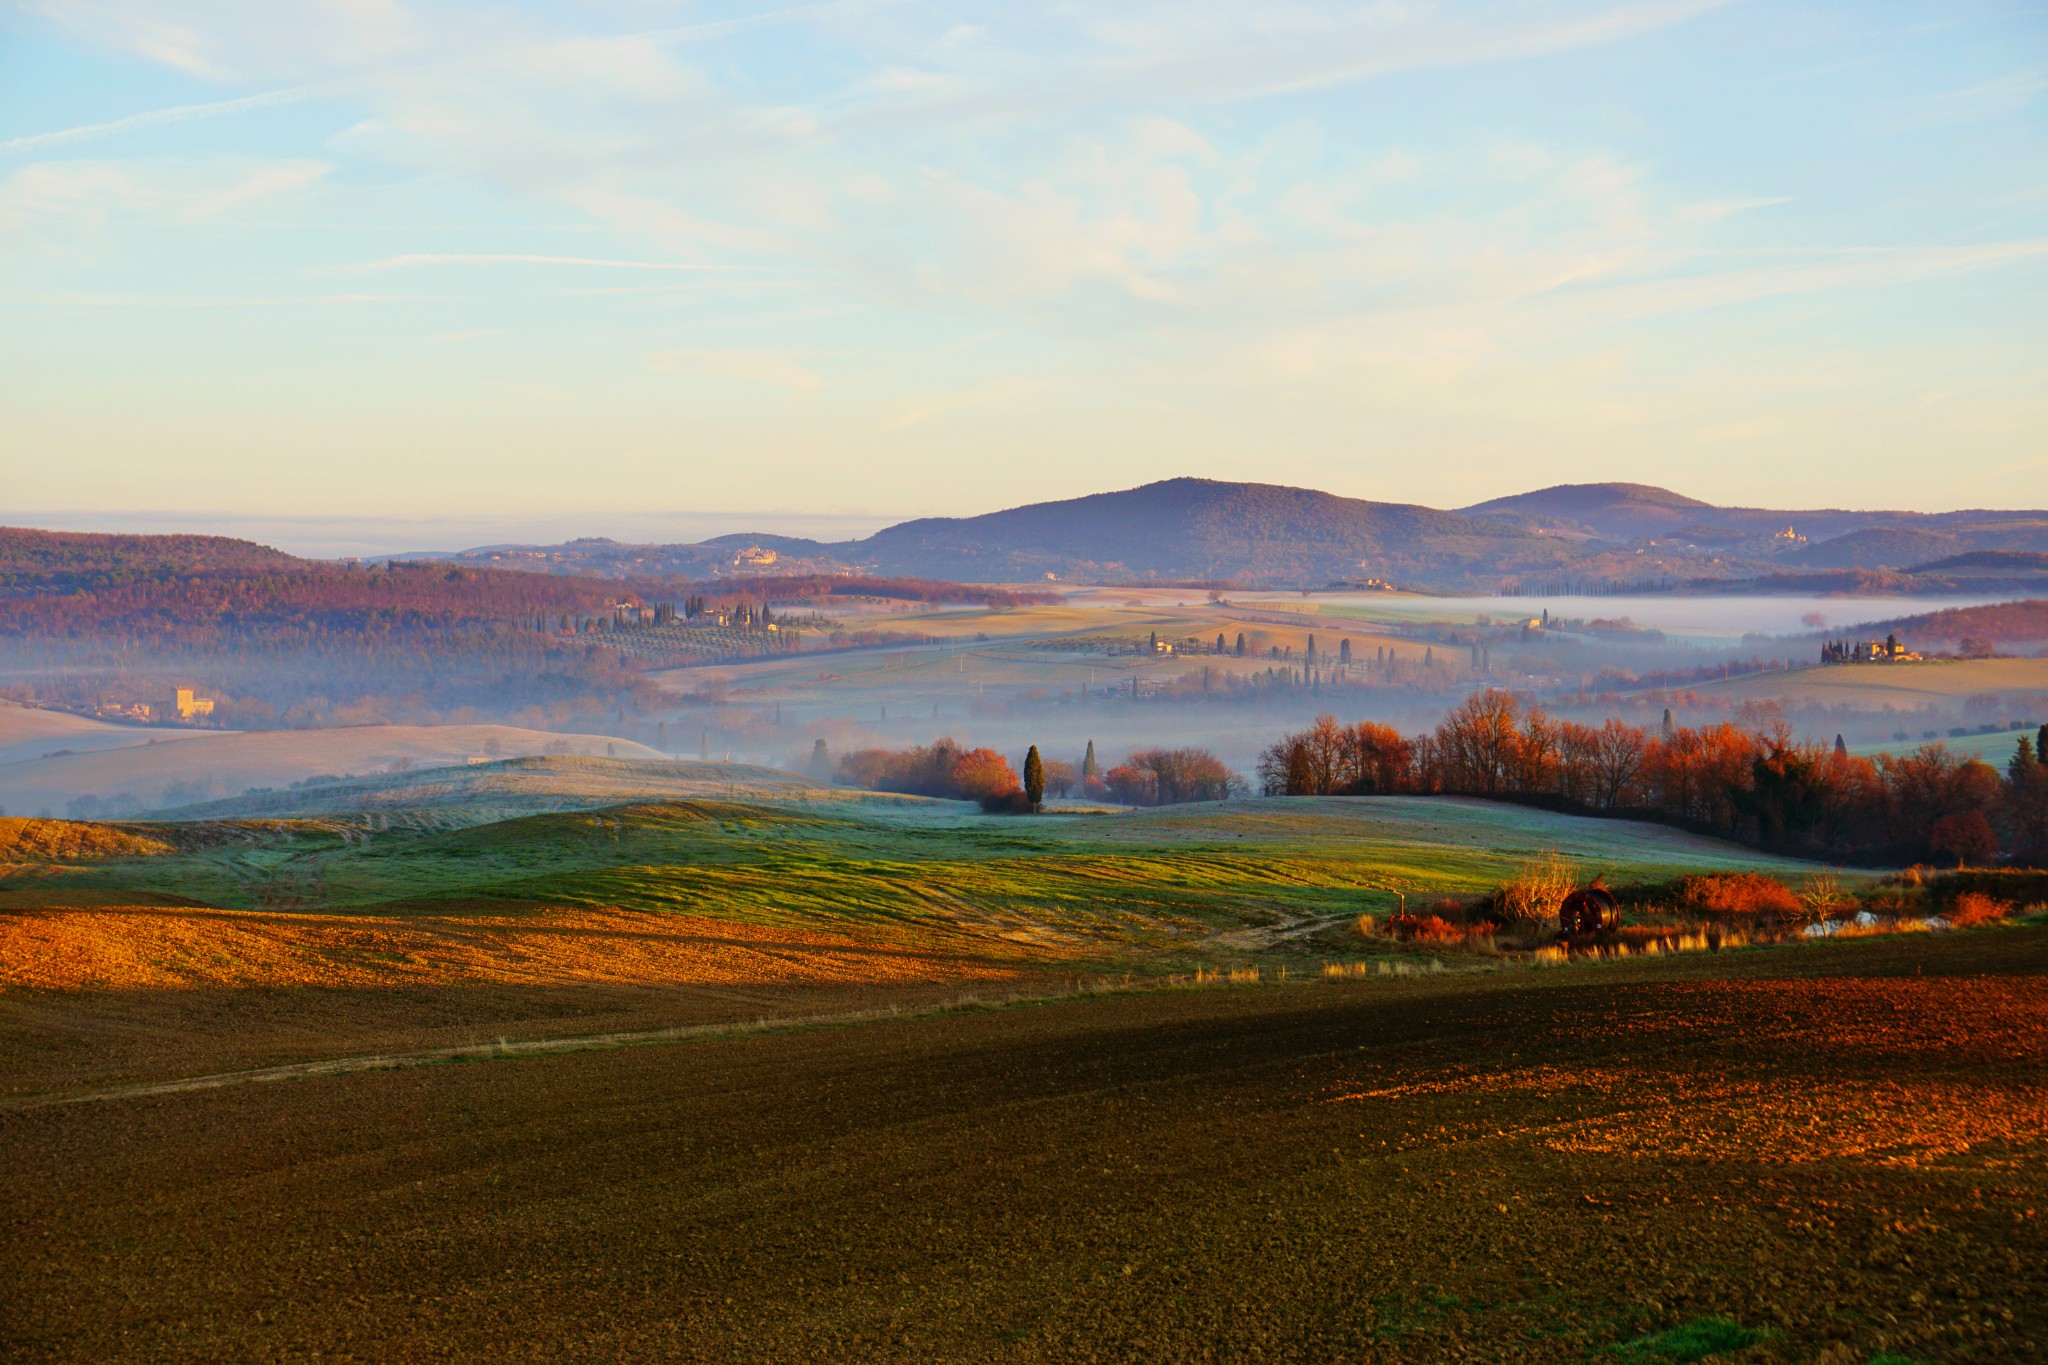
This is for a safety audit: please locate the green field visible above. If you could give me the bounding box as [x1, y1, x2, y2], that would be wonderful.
[2, 759, 1823, 952]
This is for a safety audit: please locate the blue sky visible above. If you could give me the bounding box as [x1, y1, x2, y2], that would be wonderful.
[2, 0, 2044, 547]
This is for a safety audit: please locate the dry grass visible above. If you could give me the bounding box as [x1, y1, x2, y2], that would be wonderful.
[0, 818, 174, 863]
[0, 905, 1044, 993]
[1495, 851, 1577, 926]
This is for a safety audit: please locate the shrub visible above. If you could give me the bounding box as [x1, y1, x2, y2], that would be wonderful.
[1392, 913, 1464, 944]
[1946, 891, 2013, 928]
[1495, 852, 1577, 926]
[1677, 872, 1801, 917]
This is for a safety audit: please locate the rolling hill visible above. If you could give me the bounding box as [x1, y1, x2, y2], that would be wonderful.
[0, 724, 667, 817]
[419, 479, 2048, 588]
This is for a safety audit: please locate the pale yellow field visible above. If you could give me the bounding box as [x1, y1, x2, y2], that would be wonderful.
[671, 594, 1452, 702]
[0, 724, 666, 813]
[0, 700, 155, 767]
[1678, 657, 2048, 710]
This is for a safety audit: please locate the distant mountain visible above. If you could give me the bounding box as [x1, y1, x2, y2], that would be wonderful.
[1460, 483, 1712, 540]
[342, 479, 2048, 590]
[846, 478, 1567, 585]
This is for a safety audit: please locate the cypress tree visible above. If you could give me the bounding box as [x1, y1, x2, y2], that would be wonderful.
[1024, 745, 1045, 812]
[1834, 734, 1848, 759]
[810, 738, 833, 782]
[658, 720, 669, 752]
[1216, 632, 1226, 654]
[1082, 740, 1099, 780]
[1234, 633, 1246, 657]
[1149, 630, 1158, 653]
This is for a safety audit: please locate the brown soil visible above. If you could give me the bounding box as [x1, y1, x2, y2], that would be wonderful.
[4, 929, 2044, 1362]
[0, 904, 1081, 1097]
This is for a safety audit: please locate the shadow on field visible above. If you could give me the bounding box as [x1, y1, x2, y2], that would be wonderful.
[4, 928, 2045, 1362]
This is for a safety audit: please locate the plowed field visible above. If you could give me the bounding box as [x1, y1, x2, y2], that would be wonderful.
[5, 928, 2043, 1362]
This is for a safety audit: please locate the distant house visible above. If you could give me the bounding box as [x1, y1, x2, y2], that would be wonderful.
[732, 546, 779, 568]
[1819, 633, 1921, 665]
[169, 687, 215, 719]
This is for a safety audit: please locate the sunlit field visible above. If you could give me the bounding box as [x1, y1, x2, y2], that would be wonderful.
[6, 927, 2043, 1361]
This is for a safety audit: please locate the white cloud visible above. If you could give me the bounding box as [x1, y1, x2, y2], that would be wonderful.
[351, 253, 729, 272]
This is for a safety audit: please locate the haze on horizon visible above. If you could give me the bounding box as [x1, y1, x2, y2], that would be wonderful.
[3, 0, 2044, 531]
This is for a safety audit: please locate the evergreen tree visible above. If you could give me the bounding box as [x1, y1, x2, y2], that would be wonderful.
[1148, 630, 1158, 653]
[1082, 740, 1099, 780]
[1216, 632, 1226, 654]
[1234, 633, 1246, 657]
[1662, 708, 1676, 737]
[658, 720, 669, 752]
[1023, 745, 1045, 812]
[1339, 639, 1352, 665]
[2011, 733, 2039, 784]
[1834, 734, 1848, 759]
[1423, 646, 1434, 668]
[810, 737, 833, 782]
[1306, 634, 1317, 664]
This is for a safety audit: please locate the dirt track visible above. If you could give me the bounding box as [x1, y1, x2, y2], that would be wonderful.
[4, 930, 2045, 1362]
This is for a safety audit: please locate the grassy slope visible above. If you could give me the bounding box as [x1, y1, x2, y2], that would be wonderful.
[2, 792, 1822, 940]
[152, 754, 819, 823]
[6, 927, 2042, 1362]
[0, 724, 669, 811]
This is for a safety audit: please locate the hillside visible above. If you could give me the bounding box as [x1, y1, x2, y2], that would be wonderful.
[0, 527, 302, 593]
[0, 724, 667, 817]
[0, 700, 155, 768]
[1459, 482, 1712, 539]
[851, 478, 1570, 584]
[154, 755, 818, 823]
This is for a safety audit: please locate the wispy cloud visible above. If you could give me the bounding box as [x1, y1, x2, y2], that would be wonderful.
[350, 253, 732, 273]
[1, 86, 324, 155]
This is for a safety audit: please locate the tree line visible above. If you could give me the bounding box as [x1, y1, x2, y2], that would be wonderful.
[1259, 691, 2048, 865]
[829, 738, 1242, 811]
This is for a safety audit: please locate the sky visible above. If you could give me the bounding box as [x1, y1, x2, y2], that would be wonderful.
[2, 0, 2044, 551]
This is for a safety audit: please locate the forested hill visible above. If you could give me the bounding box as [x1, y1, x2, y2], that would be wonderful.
[0, 528, 303, 593]
[850, 478, 1569, 584]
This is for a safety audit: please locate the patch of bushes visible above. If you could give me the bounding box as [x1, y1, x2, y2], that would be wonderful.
[1676, 872, 1801, 918]
[1922, 868, 2048, 912]
[1945, 891, 2015, 928]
